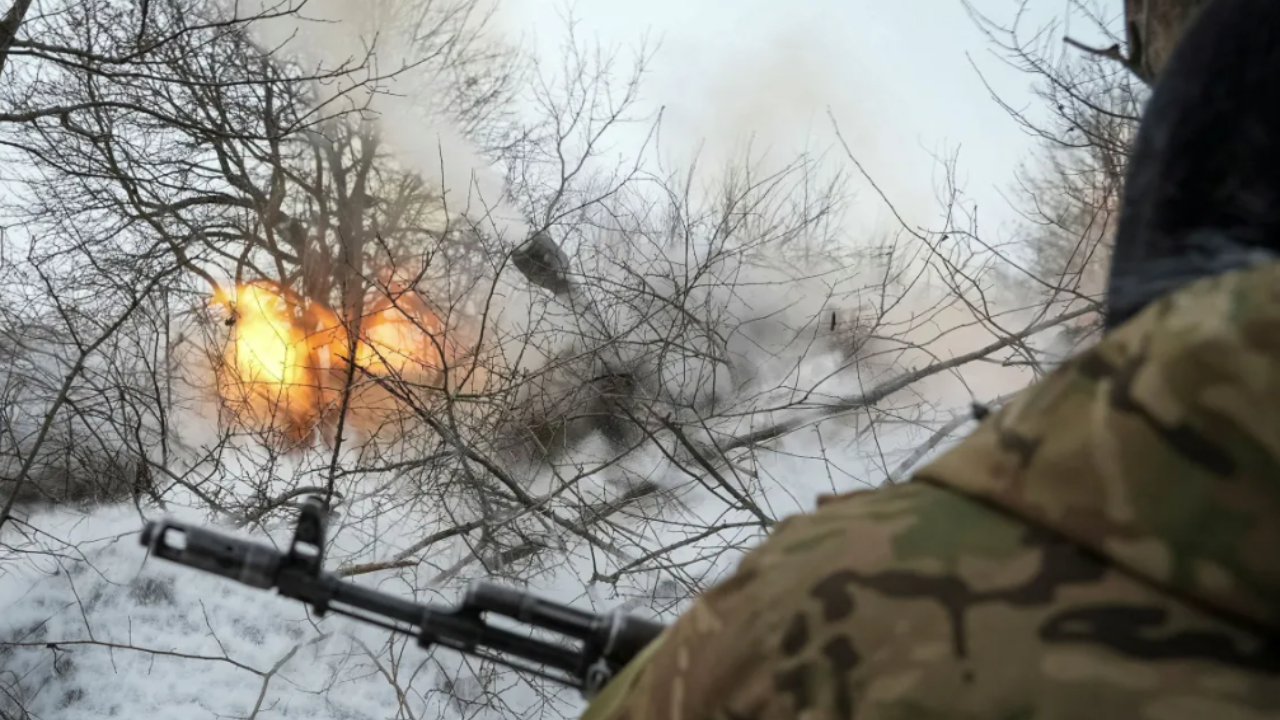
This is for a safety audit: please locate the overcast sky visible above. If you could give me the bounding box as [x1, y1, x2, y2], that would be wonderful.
[500, 0, 1096, 242]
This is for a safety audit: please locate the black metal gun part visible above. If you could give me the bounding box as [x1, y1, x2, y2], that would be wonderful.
[138, 496, 666, 697]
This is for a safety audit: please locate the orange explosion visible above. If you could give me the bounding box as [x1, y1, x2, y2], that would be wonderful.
[212, 280, 455, 446]
[355, 292, 447, 375]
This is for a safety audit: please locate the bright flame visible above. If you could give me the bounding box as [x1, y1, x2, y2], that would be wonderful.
[212, 280, 466, 446]
[355, 294, 445, 376]
[214, 282, 328, 444]
[233, 285, 310, 386]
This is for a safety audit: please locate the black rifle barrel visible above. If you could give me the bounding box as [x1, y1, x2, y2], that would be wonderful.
[138, 504, 666, 697]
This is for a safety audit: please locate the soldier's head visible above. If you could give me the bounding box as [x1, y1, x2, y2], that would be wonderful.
[1105, 0, 1280, 329]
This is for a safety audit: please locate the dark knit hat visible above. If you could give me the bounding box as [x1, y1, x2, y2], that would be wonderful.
[1106, 0, 1280, 329]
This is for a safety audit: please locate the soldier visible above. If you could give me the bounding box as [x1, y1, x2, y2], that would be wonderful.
[578, 0, 1280, 717]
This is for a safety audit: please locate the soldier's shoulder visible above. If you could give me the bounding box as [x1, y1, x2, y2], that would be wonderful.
[919, 260, 1280, 633]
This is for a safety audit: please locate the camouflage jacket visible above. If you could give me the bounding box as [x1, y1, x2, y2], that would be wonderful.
[580, 262, 1280, 720]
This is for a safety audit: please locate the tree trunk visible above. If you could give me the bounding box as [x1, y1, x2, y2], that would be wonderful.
[0, 0, 33, 80]
[1125, 0, 1212, 82]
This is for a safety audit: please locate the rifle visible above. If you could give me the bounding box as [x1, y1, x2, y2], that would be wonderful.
[138, 495, 667, 698]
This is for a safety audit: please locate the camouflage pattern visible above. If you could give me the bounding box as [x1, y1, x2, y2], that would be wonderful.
[579, 262, 1280, 720]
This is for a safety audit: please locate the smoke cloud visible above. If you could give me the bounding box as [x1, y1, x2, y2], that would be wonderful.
[231, 0, 530, 244]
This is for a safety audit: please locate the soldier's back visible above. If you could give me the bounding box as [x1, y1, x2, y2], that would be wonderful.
[586, 474, 1280, 720]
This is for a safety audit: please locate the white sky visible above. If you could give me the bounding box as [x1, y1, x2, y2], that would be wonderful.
[500, 0, 1087, 241]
